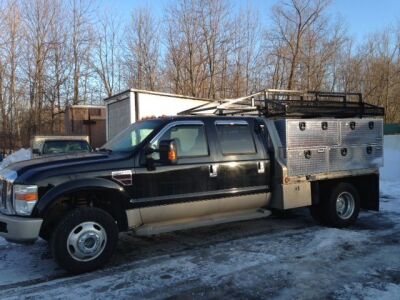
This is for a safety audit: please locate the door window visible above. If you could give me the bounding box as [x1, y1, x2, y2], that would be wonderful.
[216, 122, 256, 155]
[157, 124, 209, 158]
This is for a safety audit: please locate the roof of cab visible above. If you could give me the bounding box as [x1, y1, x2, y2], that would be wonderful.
[141, 115, 262, 122]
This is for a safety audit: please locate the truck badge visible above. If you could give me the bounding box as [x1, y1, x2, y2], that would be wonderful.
[111, 170, 133, 186]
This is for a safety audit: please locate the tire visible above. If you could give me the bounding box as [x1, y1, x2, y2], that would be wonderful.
[319, 182, 360, 228]
[309, 204, 324, 224]
[51, 207, 118, 274]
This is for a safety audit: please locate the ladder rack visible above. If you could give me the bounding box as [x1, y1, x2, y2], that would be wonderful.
[178, 89, 385, 118]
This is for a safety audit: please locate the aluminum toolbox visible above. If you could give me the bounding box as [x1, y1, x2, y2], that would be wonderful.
[340, 118, 383, 145]
[275, 117, 383, 177]
[286, 147, 328, 176]
[329, 144, 383, 172]
[275, 119, 339, 148]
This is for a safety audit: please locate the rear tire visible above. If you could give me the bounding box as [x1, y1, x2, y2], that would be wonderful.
[311, 182, 360, 228]
[51, 207, 118, 274]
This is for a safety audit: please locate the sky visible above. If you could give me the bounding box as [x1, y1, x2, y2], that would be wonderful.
[98, 0, 400, 45]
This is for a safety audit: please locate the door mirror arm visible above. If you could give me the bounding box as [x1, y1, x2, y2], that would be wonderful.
[144, 146, 156, 171]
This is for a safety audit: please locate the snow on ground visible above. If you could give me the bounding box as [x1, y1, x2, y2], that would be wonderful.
[0, 136, 399, 299]
[381, 135, 400, 181]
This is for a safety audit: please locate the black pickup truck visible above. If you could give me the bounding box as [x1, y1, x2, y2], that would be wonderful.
[0, 99, 383, 273]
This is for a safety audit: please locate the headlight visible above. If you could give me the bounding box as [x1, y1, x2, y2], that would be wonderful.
[13, 185, 38, 216]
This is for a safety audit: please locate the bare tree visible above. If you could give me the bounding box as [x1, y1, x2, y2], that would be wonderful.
[124, 7, 159, 91]
[165, 0, 206, 97]
[3, 1, 24, 149]
[0, 0, 399, 149]
[357, 29, 400, 122]
[271, 0, 331, 90]
[197, 0, 231, 98]
[230, 3, 262, 96]
[46, 0, 70, 133]
[93, 10, 122, 97]
[23, 0, 58, 137]
[69, 0, 93, 104]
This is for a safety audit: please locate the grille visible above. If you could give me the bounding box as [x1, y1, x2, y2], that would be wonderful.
[0, 180, 5, 210]
[0, 180, 12, 213]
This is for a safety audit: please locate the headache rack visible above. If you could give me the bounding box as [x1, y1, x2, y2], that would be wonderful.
[178, 89, 385, 118]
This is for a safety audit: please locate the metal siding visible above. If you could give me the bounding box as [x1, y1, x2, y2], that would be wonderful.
[137, 93, 209, 119]
[130, 90, 136, 123]
[107, 99, 131, 138]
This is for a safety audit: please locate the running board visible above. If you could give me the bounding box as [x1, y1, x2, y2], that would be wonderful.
[134, 209, 271, 236]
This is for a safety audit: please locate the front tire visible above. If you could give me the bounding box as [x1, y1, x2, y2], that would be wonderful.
[51, 207, 118, 274]
[311, 182, 360, 228]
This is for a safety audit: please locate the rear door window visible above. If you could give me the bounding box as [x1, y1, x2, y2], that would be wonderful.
[216, 121, 256, 155]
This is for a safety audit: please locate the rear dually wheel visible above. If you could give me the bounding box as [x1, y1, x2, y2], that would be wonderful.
[310, 182, 360, 228]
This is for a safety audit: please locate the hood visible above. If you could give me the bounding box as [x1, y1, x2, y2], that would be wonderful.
[7, 152, 107, 174]
[6, 151, 133, 185]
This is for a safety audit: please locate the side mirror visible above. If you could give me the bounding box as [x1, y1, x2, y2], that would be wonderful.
[159, 139, 178, 164]
[32, 148, 40, 155]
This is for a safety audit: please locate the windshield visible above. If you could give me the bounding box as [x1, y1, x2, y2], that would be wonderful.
[102, 119, 164, 152]
[42, 140, 91, 155]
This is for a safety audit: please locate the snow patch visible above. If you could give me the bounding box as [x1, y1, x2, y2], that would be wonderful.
[305, 228, 368, 253]
[0, 237, 7, 246]
[0, 148, 32, 169]
[336, 282, 400, 300]
[380, 181, 400, 215]
[360, 283, 400, 300]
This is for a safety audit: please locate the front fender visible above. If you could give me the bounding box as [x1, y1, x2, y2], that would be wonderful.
[33, 178, 130, 217]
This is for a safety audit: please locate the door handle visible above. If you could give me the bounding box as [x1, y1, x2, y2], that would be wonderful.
[209, 164, 218, 177]
[257, 161, 265, 174]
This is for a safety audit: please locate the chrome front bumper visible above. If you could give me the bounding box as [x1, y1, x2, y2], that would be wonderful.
[0, 214, 42, 243]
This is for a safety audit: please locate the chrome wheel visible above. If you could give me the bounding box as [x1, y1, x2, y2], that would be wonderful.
[336, 191, 355, 220]
[67, 222, 107, 262]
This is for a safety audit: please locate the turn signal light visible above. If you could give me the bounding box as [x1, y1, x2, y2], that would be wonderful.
[168, 148, 177, 162]
[15, 193, 38, 202]
[13, 185, 38, 216]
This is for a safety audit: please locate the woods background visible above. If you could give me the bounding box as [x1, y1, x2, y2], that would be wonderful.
[0, 0, 399, 149]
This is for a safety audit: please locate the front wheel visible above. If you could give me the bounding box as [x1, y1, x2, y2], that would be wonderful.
[311, 182, 360, 228]
[51, 207, 119, 274]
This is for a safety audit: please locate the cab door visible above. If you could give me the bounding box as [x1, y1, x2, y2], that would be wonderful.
[211, 119, 270, 205]
[130, 120, 218, 211]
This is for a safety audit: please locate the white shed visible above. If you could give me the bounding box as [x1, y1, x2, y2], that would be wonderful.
[104, 89, 211, 140]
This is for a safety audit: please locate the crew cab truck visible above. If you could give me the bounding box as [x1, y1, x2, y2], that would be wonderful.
[0, 90, 384, 274]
